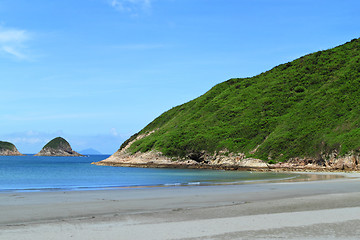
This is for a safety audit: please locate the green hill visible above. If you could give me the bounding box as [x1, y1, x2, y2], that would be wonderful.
[122, 38, 360, 163]
[0, 141, 23, 156]
[0, 141, 16, 151]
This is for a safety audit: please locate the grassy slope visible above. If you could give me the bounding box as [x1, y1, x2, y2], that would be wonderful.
[0, 141, 16, 151]
[127, 38, 360, 162]
[43, 137, 70, 149]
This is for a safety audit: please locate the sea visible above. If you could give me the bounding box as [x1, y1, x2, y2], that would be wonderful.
[0, 155, 298, 192]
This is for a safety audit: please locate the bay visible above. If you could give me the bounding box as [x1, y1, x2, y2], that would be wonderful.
[0, 155, 297, 192]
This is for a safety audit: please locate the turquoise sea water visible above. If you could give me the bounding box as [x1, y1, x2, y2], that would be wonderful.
[0, 155, 297, 192]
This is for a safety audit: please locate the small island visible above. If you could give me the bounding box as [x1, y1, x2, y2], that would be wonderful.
[0, 141, 24, 156]
[34, 137, 83, 157]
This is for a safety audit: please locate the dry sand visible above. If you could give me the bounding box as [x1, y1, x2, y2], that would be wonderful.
[1, 172, 360, 239]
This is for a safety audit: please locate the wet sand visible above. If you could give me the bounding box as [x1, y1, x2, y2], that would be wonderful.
[1, 172, 360, 239]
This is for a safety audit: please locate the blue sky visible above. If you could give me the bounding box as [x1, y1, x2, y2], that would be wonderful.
[1, 0, 360, 154]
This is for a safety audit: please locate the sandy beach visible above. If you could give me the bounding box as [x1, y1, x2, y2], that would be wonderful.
[1, 172, 360, 240]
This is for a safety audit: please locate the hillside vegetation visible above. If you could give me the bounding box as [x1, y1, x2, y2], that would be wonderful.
[43, 137, 71, 149]
[0, 141, 16, 151]
[125, 38, 360, 163]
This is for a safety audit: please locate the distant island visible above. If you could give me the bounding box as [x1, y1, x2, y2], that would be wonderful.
[0, 141, 23, 156]
[35, 137, 83, 157]
[79, 148, 102, 155]
[95, 37, 360, 171]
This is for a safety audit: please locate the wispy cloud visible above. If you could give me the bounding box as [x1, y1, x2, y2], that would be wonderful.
[109, 0, 151, 15]
[0, 26, 31, 60]
[110, 127, 121, 137]
[112, 43, 167, 50]
[2, 46, 27, 59]
[1, 130, 63, 153]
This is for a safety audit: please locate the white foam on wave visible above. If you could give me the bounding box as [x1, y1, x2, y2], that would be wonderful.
[188, 182, 201, 185]
[164, 183, 182, 186]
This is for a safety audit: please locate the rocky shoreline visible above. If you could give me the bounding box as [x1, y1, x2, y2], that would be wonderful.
[94, 159, 360, 173]
[0, 148, 24, 156]
[93, 131, 360, 172]
[34, 149, 83, 157]
[94, 161, 269, 172]
[93, 129, 360, 172]
[93, 150, 360, 173]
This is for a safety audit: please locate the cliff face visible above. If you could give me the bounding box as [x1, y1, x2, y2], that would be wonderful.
[0, 141, 24, 156]
[35, 137, 83, 157]
[96, 37, 360, 171]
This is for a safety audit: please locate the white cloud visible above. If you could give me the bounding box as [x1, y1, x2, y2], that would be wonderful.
[110, 0, 151, 15]
[0, 27, 31, 60]
[10, 137, 44, 145]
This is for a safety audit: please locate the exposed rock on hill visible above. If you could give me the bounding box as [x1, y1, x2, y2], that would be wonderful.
[35, 137, 83, 157]
[94, 132, 269, 170]
[0, 141, 23, 156]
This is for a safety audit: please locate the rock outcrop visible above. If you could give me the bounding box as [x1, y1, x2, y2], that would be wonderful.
[94, 130, 360, 172]
[93, 132, 269, 170]
[269, 152, 360, 171]
[35, 137, 83, 157]
[96, 147, 360, 172]
[94, 150, 269, 170]
[0, 141, 24, 156]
